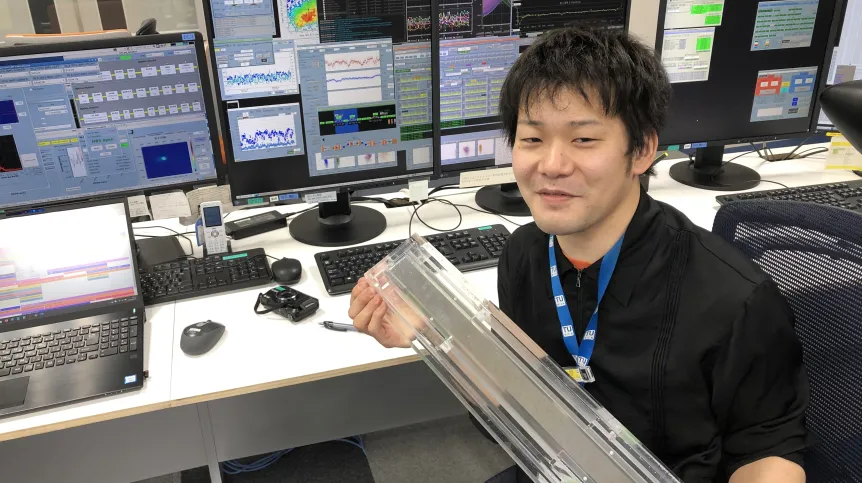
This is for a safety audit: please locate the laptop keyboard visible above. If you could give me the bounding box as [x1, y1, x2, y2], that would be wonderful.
[0, 313, 139, 378]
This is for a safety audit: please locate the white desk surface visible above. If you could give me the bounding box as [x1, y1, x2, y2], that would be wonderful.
[0, 304, 175, 442]
[2, 145, 856, 440]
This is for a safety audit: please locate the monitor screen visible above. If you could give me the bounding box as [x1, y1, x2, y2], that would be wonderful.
[207, 0, 435, 207]
[0, 201, 139, 328]
[0, 34, 220, 210]
[657, 0, 842, 148]
[436, 0, 630, 176]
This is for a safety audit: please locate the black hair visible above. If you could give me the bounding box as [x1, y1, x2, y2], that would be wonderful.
[499, 27, 671, 176]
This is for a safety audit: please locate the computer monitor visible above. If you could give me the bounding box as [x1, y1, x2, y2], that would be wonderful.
[204, 0, 436, 247]
[818, 0, 860, 129]
[0, 33, 222, 211]
[434, 1, 632, 216]
[656, 0, 845, 191]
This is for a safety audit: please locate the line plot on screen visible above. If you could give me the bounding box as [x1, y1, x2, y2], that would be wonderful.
[323, 51, 381, 72]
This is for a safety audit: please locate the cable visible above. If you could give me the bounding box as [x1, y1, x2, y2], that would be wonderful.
[428, 183, 460, 196]
[266, 254, 281, 262]
[408, 198, 463, 235]
[720, 149, 758, 167]
[219, 436, 367, 475]
[794, 147, 829, 158]
[781, 135, 814, 161]
[758, 180, 790, 189]
[750, 142, 765, 159]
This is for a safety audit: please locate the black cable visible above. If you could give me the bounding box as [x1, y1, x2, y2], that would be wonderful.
[795, 147, 829, 158]
[758, 180, 790, 189]
[408, 198, 463, 235]
[750, 142, 765, 159]
[427, 183, 460, 196]
[266, 254, 281, 262]
[446, 202, 526, 227]
[781, 135, 814, 161]
[721, 149, 758, 167]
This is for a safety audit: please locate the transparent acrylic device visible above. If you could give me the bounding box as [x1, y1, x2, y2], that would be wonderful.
[365, 234, 681, 483]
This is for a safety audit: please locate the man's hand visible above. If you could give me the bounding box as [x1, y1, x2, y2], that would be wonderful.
[348, 278, 412, 348]
[729, 457, 805, 483]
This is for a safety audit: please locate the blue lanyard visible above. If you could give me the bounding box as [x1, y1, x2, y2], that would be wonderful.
[548, 234, 624, 369]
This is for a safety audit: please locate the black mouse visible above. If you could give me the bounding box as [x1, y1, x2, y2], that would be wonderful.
[271, 258, 302, 285]
[180, 320, 225, 356]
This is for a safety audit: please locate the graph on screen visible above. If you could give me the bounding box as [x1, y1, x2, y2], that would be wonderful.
[324, 51, 382, 72]
[440, 9, 472, 33]
[0, 203, 137, 322]
[238, 114, 298, 151]
[326, 69, 382, 90]
[222, 49, 299, 97]
[279, 0, 320, 44]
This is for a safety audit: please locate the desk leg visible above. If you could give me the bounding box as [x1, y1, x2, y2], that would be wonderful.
[197, 402, 224, 483]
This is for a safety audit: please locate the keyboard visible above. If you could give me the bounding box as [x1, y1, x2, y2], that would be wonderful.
[139, 249, 273, 305]
[716, 180, 862, 212]
[315, 225, 512, 295]
[0, 310, 139, 378]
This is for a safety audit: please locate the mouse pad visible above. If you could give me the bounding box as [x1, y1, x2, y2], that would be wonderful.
[0, 376, 29, 410]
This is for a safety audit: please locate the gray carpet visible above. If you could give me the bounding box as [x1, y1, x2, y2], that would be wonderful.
[363, 414, 513, 483]
[136, 414, 513, 483]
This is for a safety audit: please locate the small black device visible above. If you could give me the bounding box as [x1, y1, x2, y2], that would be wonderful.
[716, 181, 862, 212]
[315, 225, 511, 295]
[225, 210, 289, 240]
[180, 320, 225, 356]
[139, 249, 273, 305]
[254, 286, 319, 322]
[271, 258, 303, 285]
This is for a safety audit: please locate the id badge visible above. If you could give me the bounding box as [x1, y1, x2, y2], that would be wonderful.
[564, 366, 596, 384]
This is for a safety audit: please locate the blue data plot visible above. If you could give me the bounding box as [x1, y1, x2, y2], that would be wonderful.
[141, 142, 194, 179]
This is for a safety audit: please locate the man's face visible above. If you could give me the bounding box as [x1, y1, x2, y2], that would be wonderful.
[512, 88, 643, 236]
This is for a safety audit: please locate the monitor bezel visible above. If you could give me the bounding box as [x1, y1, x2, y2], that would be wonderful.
[653, 0, 847, 150]
[0, 197, 144, 334]
[432, 0, 634, 180]
[200, 0, 436, 207]
[0, 32, 226, 211]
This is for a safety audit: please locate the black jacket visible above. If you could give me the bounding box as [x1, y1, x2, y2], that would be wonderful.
[495, 190, 811, 482]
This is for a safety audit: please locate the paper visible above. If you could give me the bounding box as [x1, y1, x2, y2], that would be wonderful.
[186, 185, 233, 219]
[409, 179, 429, 202]
[825, 135, 862, 170]
[304, 191, 338, 204]
[149, 192, 192, 220]
[127, 195, 150, 218]
[460, 167, 516, 188]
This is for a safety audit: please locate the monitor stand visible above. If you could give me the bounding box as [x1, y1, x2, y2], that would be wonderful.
[136, 236, 187, 267]
[668, 146, 761, 191]
[855, 170, 862, 178]
[289, 192, 386, 247]
[475, 183, 531, 216]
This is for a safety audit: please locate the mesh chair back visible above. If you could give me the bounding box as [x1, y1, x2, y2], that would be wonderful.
[713, 201, 862, 482]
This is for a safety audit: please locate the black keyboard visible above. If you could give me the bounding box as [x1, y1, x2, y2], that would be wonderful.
[0, 310, 139, 378]
[139, 249, 273, 305]
[315, 225, 511, 295]
[716, 180, 862, 212]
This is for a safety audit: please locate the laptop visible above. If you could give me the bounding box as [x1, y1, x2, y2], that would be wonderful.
[0, 199, 146, 418]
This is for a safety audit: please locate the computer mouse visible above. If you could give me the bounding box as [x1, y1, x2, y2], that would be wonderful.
[271, 258, 302, 285]
[180, 320, 225, 356]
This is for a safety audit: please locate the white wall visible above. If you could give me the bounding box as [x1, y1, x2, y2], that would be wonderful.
[629, 0, 661, 47]
[0, 0, 35, 37]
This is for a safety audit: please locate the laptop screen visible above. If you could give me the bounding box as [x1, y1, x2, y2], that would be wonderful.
[0, 202, 139, 327]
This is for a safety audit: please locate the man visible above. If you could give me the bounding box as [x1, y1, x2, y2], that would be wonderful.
[349, 27, 810, 483]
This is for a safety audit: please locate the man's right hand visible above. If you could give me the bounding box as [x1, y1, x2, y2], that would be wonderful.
[349, 278, 412, 348]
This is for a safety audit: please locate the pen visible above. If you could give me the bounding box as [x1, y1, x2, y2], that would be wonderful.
[650, 151, 669, 170]
[321, 321, 358, 332]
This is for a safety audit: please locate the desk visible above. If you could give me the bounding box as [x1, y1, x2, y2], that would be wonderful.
[0, 148, 856, 483]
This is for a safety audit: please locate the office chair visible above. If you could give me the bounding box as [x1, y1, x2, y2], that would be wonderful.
[712, 200, 862, 483]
